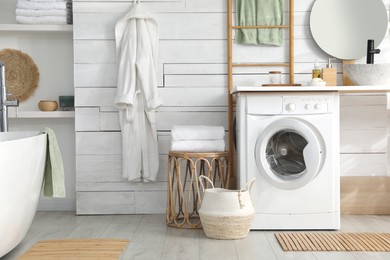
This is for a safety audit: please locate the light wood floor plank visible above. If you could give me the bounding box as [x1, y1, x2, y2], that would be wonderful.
[67, 215, 114, 239]
[346, 215, 390, 233]
[161, 228, 201, 259]
[100, 215, 142, 240]
[235, 231, 278, 260]
[2, 213, 390, 259]
[2, 212, 85, 259]
[199, 231, 238, 260]
[313, 251, 358, 260]
[122, 215, 167, 259]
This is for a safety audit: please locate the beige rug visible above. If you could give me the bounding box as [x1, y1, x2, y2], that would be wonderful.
[19, 238, 129, 259]
[275, 232, 390, 252]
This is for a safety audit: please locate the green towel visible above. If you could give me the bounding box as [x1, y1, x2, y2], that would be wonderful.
[40, 127, 66, 197]
[235, 0, 285, 46]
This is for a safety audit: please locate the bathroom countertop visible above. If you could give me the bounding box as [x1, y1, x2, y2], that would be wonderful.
[232, 85, 390, 94]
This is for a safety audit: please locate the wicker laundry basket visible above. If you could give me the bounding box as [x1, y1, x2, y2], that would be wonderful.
[198, 176, 255, 240]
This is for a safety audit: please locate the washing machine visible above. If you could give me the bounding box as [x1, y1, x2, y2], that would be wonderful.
[236, 91, 340, 230]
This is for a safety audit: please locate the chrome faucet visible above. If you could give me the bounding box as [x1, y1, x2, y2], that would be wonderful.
[366, 39, 380, 64]
[0, 62, 19, 132]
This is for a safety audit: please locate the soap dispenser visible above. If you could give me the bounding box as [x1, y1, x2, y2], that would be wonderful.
[312, 61, 321, 79]
[321, 58, 337, 86]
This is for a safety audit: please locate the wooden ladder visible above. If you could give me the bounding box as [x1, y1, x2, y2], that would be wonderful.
[227, 0, 295, 188]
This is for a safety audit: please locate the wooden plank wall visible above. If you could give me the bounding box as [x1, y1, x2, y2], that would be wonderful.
[340, 94, 390, 214]
[74, 0, 390, 214]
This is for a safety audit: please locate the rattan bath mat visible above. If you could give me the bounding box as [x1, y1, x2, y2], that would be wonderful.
[275, 232, 390, 252]
[19, 238, 129, 259]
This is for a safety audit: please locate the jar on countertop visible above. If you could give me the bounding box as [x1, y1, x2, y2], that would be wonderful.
[269, 71, 282, 84]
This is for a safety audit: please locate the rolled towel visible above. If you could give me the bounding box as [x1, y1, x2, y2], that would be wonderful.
[16, 8, 67, 17]
[171, 125, 225, 141]
[171, 140, 225, 152]
[16, 15, 68, 25]
[17, 0, 68, 10]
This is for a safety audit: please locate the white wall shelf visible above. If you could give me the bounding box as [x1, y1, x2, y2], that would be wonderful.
[8, 110, 75, 118]
[0, 24, 73, 33]
[0, 0, 76, 211]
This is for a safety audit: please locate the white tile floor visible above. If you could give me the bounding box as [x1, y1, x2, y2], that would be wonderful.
[3, 212, 390, 259]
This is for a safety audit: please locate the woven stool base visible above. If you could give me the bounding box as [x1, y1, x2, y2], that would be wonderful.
[167, 217, 202, 229]
[166, 151, 230, 229]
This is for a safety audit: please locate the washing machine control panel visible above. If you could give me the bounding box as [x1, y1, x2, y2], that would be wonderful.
[283, 96, 331, 114]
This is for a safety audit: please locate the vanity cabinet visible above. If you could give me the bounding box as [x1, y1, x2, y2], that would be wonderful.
[0, 0, 76, 210]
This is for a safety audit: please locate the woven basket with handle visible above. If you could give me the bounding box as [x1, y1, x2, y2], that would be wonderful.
[198, 175, 255, 240]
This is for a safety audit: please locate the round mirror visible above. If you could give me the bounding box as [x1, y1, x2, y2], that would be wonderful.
[310, 0, 388, 60]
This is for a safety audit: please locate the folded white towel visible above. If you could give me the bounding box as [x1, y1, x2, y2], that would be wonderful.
[16, 8, 67, 17]
[16, 15, 68, 24]
[171, 140, 225, 152]
[17, 0, 67, 10]
[171, 125, 225, 141]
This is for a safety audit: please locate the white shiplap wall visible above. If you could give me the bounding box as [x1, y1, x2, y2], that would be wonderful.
[74, 0, 390, 214]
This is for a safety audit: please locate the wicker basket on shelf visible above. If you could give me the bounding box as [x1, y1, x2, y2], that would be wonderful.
[38, 100, 58, 111]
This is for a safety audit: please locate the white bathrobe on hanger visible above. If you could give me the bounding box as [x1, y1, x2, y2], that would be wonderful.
[114, 3, 162, 182]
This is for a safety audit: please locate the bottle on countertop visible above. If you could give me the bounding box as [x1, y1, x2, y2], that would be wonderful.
[312, 61, 321, 79]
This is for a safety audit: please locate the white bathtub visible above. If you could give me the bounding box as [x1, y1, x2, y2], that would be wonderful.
[0, 131, 47, 258]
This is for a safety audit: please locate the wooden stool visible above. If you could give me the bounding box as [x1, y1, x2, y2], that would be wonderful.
[166, 151, 230, 228]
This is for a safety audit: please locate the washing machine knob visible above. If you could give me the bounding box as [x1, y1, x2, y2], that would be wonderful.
[314, 103, 324, 110]
[304, 104, 312, 110]
[285, 102, 296, 112]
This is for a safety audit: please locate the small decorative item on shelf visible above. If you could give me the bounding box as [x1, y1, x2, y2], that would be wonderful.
[59, 95, 74, 111]
[38, 100, 58, 111]
[269, 71, 282, 84]
[262, 71, 303, 87]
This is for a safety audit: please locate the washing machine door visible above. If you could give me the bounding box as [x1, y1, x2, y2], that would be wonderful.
[255, 117, 325, 190]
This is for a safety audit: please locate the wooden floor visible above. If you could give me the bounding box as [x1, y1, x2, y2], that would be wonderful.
[3, 212, 390, 259]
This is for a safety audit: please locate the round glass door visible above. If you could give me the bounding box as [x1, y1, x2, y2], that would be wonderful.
[266, 129, 308, 181]
[255, 118, 325, 190]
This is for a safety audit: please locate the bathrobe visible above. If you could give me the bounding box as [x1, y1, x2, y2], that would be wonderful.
[114, 2, 162, 182]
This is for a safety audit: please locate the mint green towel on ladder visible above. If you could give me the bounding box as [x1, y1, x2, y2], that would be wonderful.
[40, 127, 66, 197]
[235, 0, 285, 46]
